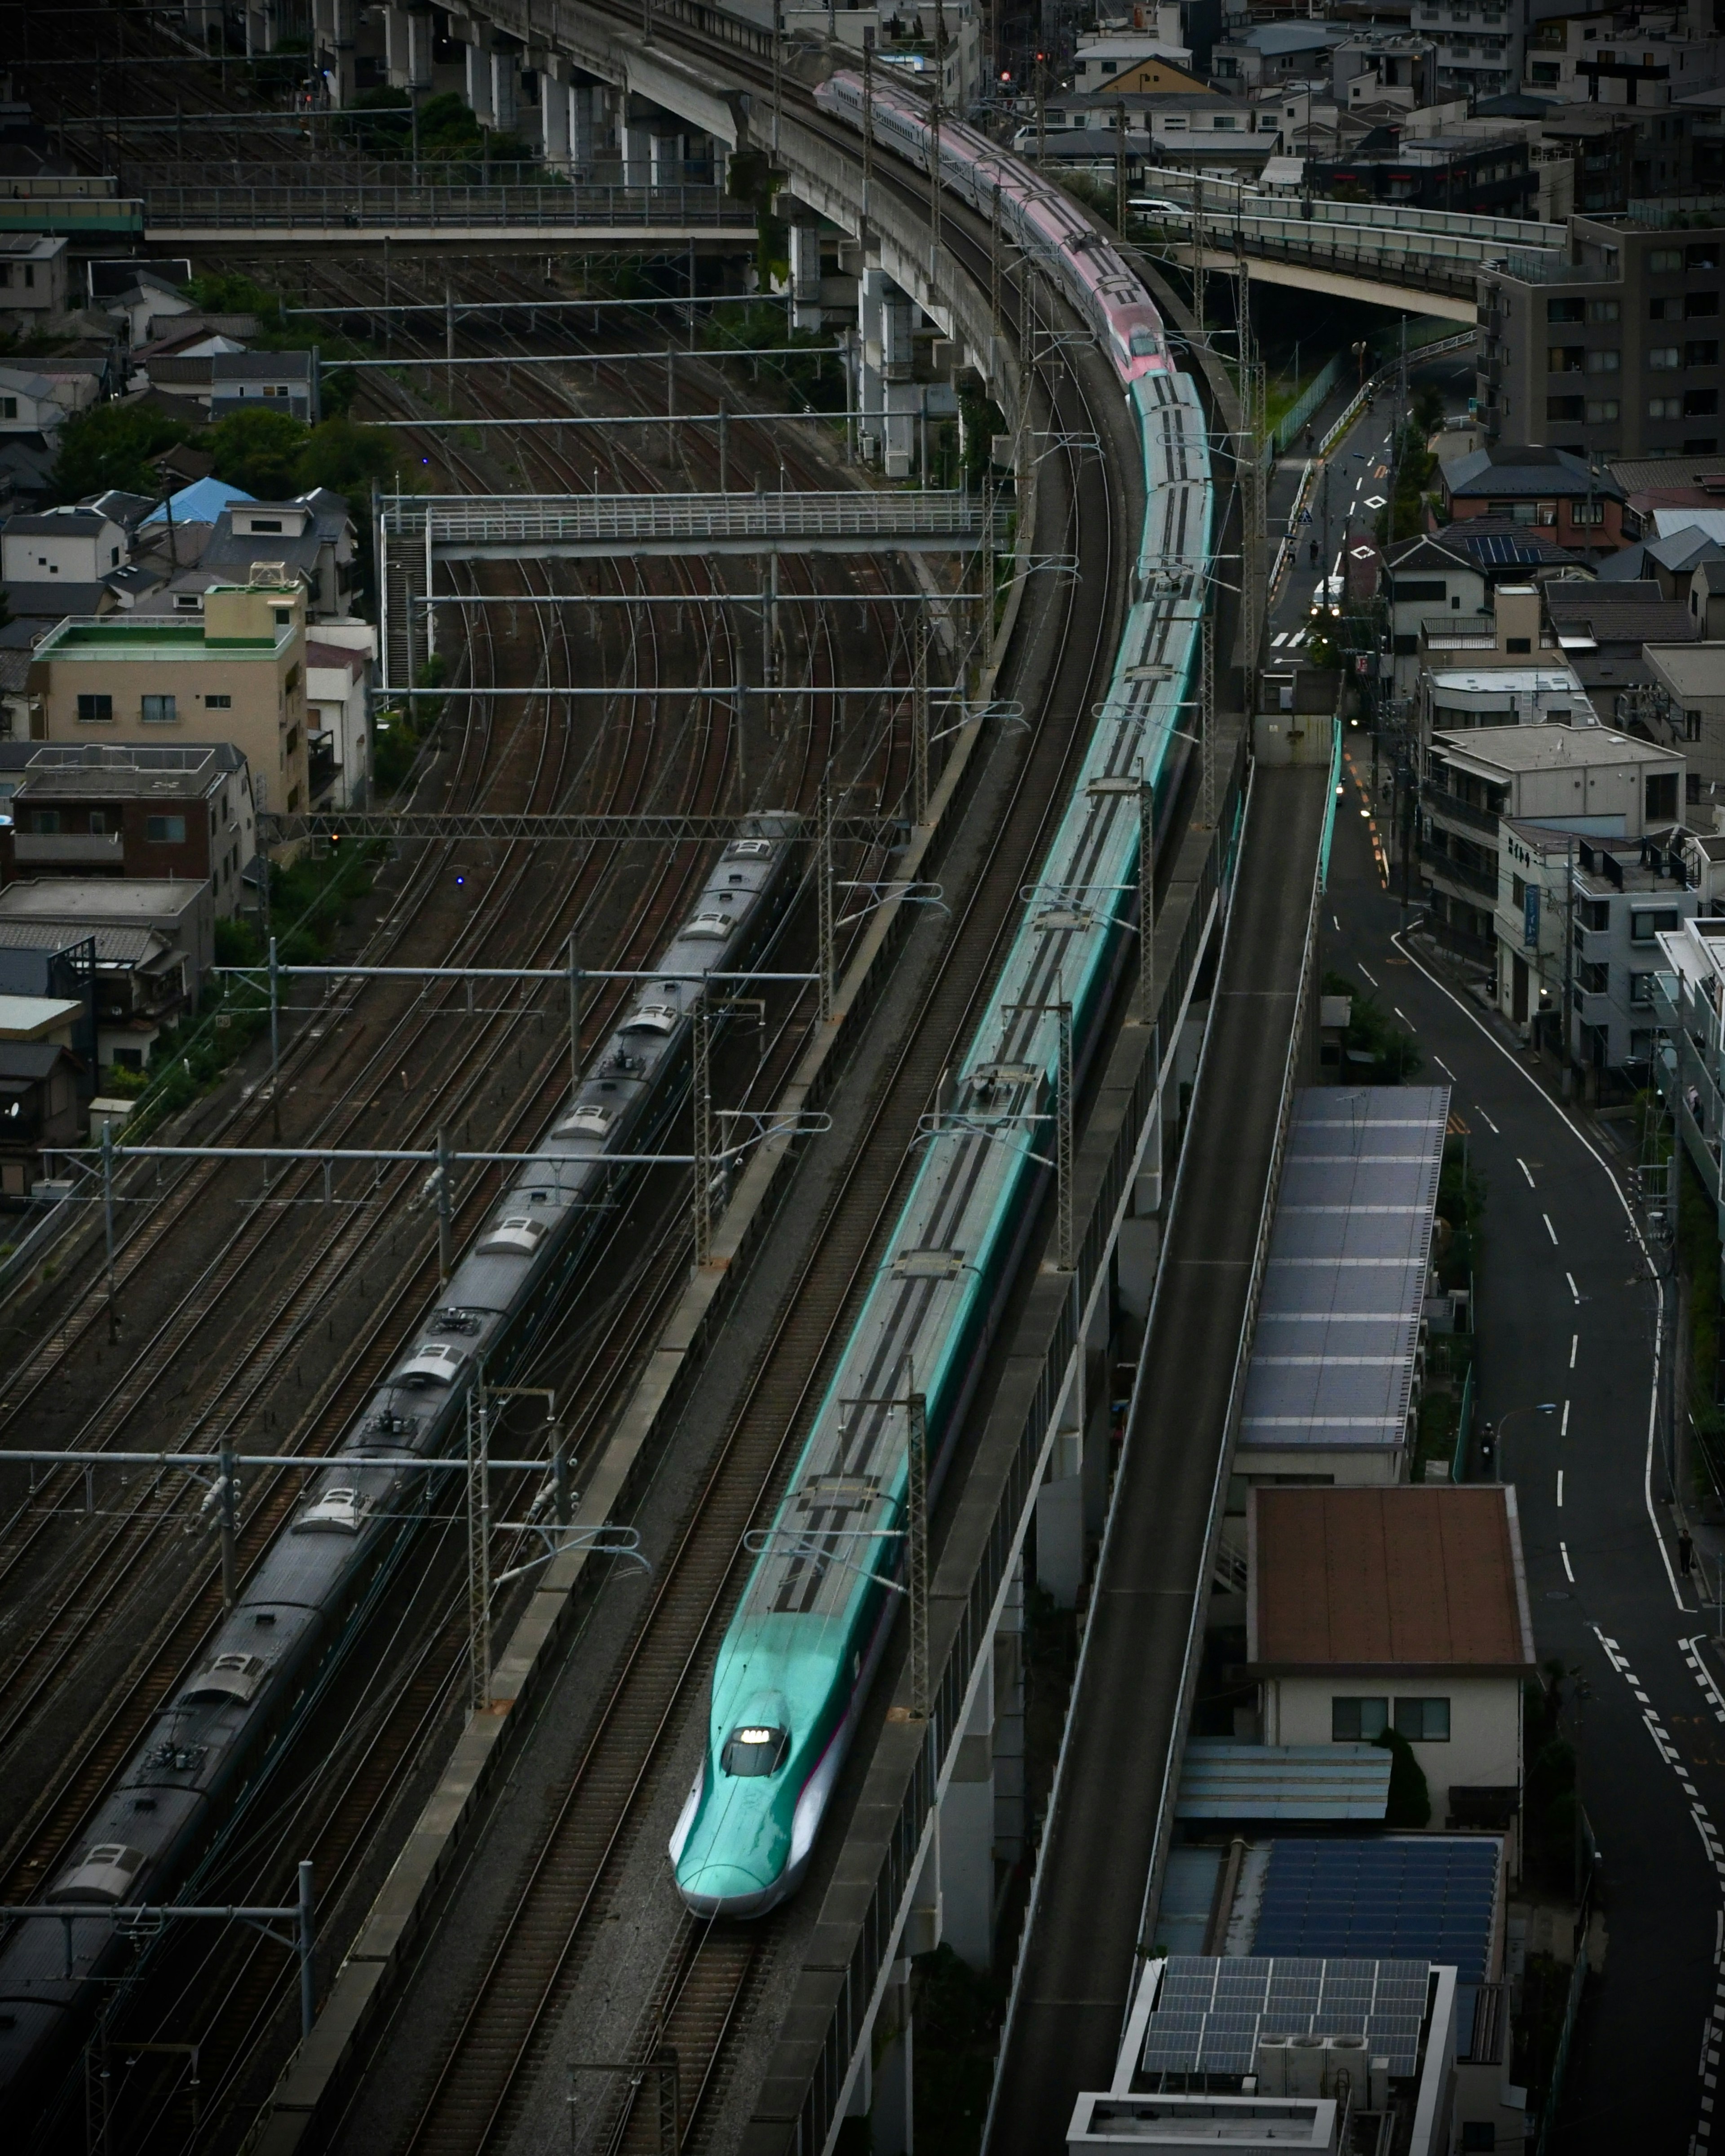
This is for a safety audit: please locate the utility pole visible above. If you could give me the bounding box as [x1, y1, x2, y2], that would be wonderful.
[817, 777, 835, 1022]
[219, 1440, 239, 1610]
[1201, 608, 1217, 830]
[1035, 50, 1047, 167]
[1115, 98, 1127, 232]
[692, 994, 715, 1270]
[1191, 171, 1206, 342]
[862, 28, 875, 234]
[913, 611, 931, 826]
[436, 1127, 453, 1283]
[1562, 833, 1576, 1098]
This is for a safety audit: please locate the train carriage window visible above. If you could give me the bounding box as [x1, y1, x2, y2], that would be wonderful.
[721, 1724, 791, 1776]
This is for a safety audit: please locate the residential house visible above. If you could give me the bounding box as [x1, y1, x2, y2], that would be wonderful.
[135, 486, 358, 625]
[1495, 821, 1721, 1073]
[135, 325, 251, 408]
[2, 504, 128, 587]
[1421, 661, 1597, 739]
[1247, 1484, 1538, 1835]
[0, 366, 63, 437]
[1416, 583, 1564, 690]
[0, 886, 204, 1072]
[1423, 719, 1684, 958]
[0, 984, 87, 1198]
[28, 580, 311, 848]
[1070, 35, 1197, 94]
[1646, 642, 1725, 794]
[306, 625, 372, 808]
[1542, 576, 1700, 744]
[1441, 444, 1634, 556]
[210, 350, 318, 424]
[0, 234, 68, 321]
[0, 741, 257, 916]
[1210, 19, 1346, 91]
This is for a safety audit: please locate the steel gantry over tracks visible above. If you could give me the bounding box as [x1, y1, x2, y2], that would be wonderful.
[378, 489, 1002, 561]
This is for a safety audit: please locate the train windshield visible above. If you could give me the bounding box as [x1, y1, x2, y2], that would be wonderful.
[721, 1723, 791, 1776]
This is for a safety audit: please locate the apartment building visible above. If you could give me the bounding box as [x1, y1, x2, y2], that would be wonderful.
[1477, 212, 1724, 460]
[27, 582, 310, 851]
[0, 742, 257, 916]
[1423, 717, 1684, 956]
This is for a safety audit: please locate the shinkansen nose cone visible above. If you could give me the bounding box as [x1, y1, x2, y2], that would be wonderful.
[675, 1857, 783, 1921]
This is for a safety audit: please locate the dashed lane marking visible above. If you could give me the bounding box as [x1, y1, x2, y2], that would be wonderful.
[1567, 1271, 1581, 1302]
[1518, 1158, 1536, 1187]
[1477, 1106, 1500, 1135]
[1561, 1542, 1575, 1582]
[1545, 1213, 1559, 1245]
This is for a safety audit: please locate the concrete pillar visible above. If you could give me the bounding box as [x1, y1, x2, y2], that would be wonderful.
[1038, 1291, 1086, 1607]
[939, 1642, 995, 1971]
[464, 42, 494, 127]
[790, 220, 823, 332]
[649, 130, 683, 186]
[858, 262, 888, 467]
[490, 49, 519, 135]
[994, 1557, 1026, 1862]
[872, 1962, 915, 2156]
[541, 74, 572, 168]
[570, 81, 602, 168]
[385, 7, 431, 88]
[623, 124, 652, 187]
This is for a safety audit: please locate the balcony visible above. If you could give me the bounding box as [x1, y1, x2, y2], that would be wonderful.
[1421, 614, 1498, 652]
[1424, 847, 1499, 900]
[12, 831, 123, 866]
[1423, 781, 1502, 837]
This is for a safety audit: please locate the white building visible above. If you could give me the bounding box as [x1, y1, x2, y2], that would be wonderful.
[1248, 1484, 1537, 1836]
[0, 236, 69, 322]
[306, 623, 374, 808]
[2, 506, 128, 587]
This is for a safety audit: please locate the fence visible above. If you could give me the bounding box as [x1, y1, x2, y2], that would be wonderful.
[142, 183, 752, 230]
[1272, 353, 1345, 455]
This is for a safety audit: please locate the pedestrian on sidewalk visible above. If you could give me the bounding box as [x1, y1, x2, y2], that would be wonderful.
[1681, 1526, 1696, 1578]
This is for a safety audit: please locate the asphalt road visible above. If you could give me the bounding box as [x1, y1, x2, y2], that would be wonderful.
[1324, 759, 1719, 2154]
[1291, 367, 1724, 2146]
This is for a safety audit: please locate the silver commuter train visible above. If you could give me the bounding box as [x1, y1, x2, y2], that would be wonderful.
[0, 824, 797, 2102]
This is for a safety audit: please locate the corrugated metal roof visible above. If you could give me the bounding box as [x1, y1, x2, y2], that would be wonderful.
[1177, 1741, 1391, 1822]
[0, 919, 161, 964]
[1238, 1087, 1447, 1455]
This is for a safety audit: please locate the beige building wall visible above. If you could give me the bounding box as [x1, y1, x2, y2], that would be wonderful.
[1264, 1672, 1522, 1824]
[29, 584, 310, 855]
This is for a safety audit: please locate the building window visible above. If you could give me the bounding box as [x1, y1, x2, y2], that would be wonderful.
[1393, 1697, 1451, 1741]
[1689, 343, 1721, 370]
[284, 663, 301, 694]
[1582, 897, 1610, 930]
[1632, 906, 1681, 940]
[1587, 298, 1619, 323]
[1647, 773, 1680, 822]
[75, 693, 112, 725]
[1687, 292, 1721, 319]
[1547, 296, 1583, 323]
[145, 814, 186, 844]
[1547, 345, 1584, 373]
[1506, 636, 1532, 653]
[249, 518, 283, 534]
[285, 725, 299, 755]
[1584, 403, 1618, 426]
[1650, 346, 1681, 369]
[1685, 389, 1719, 418]
[1650, 247, 1683, 272]
[1586, 349, 1620, 373]
[1650, 397, 1683, 420]
[1547, 396, 1584, 421]
[1630, 971, 1655, 1005]
[287, 785, 301, 813]
[273, 608, 293, 630]
[141, 694, 177, 724]
[88, 810, 105, 834]
[1651, 296, 1678, 320]
[27, 809, 58, 834]
[1687, 708, 1703, 741]
[1331, 1697, 1389, 1740]
[0, 397, 14, 420]
[205, 692, 232, 710]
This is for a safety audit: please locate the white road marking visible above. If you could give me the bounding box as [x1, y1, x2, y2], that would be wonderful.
[1566, 1271, 1580, 1302]
[1562, 1400, 1571, 1436]
[1518, 1157, 1535, 1187]
[1561, 1541, 1575, 1582]
[1434, 1055, 1455, 1080]
[1333, 916, 1341, 932]
[1358, 963, 1379, 987]
[1477, 1106, 1499, 1134]
[1393, 1006, 1415, 1029]
[1272, 631, 1288, 647]
[1571, 1334, 1579, 1369]
[1544, 1213, 1559, 1245]
[1558, 1469, 1565, 1507]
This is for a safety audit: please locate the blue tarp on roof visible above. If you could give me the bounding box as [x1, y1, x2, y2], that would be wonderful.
[141, 477, 257, 526]
[1177, 1741, 1392, 1821]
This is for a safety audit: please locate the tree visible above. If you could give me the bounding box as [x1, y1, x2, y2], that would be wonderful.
[1373, 1726, 1433, 1829]
[296, 415, 400, 495]
[208, 406, 311, 498]
[49, 402, 192, 503]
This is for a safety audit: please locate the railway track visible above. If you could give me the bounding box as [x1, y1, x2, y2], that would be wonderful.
[358, 213, 1119, 2156]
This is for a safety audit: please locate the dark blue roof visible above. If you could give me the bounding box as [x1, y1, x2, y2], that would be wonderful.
[1252, 1838, 1498, 1982]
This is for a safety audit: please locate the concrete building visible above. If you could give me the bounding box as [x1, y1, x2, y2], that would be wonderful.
[28, 582, 311, 842]
[0, 235, 68, 323]
[1423, 718, 1684, 956]
[1477, 213, 1724, 460]
[306, 623, 373, 808]
[1421, 660, 1597, 737]
[0, 879, 212, 1067]
[1646, 642, 1725, 791]
[1247, 1484, 1537, 1833]
[2, 504, 128, 592]
[0, 741, 257, 917]
[1441, 444, 1634, 554]
[0, 986, 87, 1199]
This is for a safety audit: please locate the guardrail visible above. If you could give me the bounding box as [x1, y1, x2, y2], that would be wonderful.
[1133, 163, 1561, 247]
[142, 183, 752, 230]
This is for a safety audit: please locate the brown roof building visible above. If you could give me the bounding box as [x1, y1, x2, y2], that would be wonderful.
[1247, 1486, 1536, 1835]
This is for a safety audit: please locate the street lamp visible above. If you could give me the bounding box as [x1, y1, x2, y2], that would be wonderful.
[1479, 1401, 1557, 1484]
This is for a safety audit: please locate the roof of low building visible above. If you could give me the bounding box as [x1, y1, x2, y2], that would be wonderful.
[1644, 642, 1725, 698]
[12, 741, 243, 800]
[1249, 1484, 1536, 1673]
[139, 476, 257, 527]
[1432, 720, 1678, 769]
[0, 992, 83, 1041]
[0, 877, 206, 920]
[3, 508, 117, 537]
[210, 350, 312, 381]
[1443, 444, 1625, 502]
[1386, 534, 1475, 576]
[1175, 1741, 1392, 1823]
[0, 918, 167, 966]
[1440, 522, 1591, 572]
[1544, 588, 1698, 646]
[4, 582, 111, 618]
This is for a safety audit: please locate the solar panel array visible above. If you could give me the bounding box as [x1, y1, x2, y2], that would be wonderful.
[1252, 1838, 1499, 1982]
[1141, 1956, 1431, 2079]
